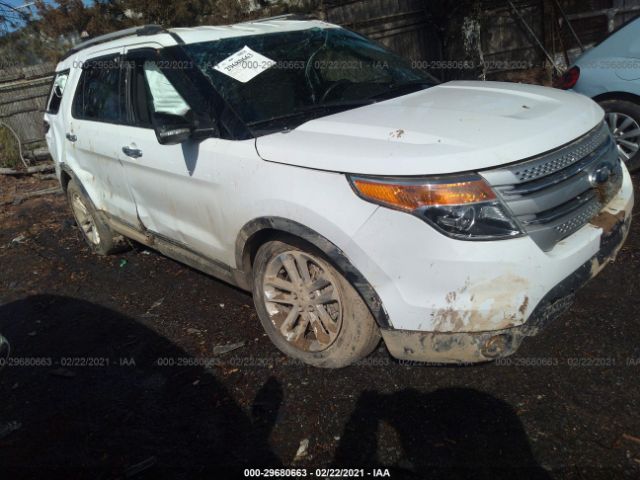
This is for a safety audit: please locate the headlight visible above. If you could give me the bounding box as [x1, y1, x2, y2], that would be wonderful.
[349, 174, 523, 240]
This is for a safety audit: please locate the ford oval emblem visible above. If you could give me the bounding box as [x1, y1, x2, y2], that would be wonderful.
[589, 164, 612, 187]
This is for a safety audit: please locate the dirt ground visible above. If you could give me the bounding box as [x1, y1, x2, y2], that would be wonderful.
[1, 172, 640, 479]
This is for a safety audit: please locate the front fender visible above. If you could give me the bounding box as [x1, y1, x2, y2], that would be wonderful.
[236, 217, 391, 329]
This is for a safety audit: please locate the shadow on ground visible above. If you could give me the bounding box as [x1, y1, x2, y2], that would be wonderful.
[334, 389, 550, 479]
[0, 295, 281, 478]
[0, 295, 548, 479]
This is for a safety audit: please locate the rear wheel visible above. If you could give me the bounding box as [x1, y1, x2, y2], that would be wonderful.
[66, 179, 122, 255]
[252, 240, 380, 368]
[599, 99, 640, 172]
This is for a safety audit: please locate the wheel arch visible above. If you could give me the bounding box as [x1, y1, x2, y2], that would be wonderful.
[58, 164, 103, 215]
[236, 217, 391, 329]
[59, 165, 72, 192]
[59, 164, 89, 196]
[593, 91, 640, 105]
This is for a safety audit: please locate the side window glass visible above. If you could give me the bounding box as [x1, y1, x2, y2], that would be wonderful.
[46, 71, 69, 114]
[73, 56, 122, 123]
[143, 61, 190, 117]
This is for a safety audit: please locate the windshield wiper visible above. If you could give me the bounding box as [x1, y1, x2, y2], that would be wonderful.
[367, 80, 434, 101]
[247, 99, 376, 129]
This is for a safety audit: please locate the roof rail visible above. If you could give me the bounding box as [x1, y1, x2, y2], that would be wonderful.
[60, 25, 166, 61]
[245, 13, 317, 23]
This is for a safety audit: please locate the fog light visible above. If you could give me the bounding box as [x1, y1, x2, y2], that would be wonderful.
[481, 334, 509, 358]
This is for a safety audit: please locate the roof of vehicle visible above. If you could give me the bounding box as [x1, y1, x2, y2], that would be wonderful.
[575, 16, 640, 64]
[172, 18, 336, 44]
[594, 15, 640, 47]
[57, 17, 336, 70]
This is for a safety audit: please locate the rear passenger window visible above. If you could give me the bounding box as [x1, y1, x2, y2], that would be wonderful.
[72, 56, 123, 123]
[46, 70, 69, 114]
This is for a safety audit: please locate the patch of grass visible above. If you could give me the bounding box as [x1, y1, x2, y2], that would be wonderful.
[0, 125, 21, 169]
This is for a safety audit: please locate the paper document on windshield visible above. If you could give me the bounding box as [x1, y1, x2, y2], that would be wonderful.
[214, 46, 276, 83]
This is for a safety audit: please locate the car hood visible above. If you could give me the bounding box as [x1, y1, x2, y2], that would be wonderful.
[255, 81, 604, 175]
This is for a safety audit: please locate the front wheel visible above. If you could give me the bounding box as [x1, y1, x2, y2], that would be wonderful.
[599, 99, 640, 172]
[252, 241, 380, 368]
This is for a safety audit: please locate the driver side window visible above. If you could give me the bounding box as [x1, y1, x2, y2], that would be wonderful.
[143, 61, 190, 117]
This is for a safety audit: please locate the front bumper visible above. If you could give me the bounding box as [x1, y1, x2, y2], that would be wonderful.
[349, 165, 634, 364]
[381, 209, 631, 364]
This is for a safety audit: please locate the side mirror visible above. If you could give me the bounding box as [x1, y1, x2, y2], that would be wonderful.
[153, 113, 195, 145]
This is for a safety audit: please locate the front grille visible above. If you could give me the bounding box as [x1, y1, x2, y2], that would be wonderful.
[554, 199, 602, 237]
[513, 127, 610, 182]
[482, 122, 623, 251]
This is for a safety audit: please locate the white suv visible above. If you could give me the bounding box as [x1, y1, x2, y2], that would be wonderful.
[44, 19, 634, 368]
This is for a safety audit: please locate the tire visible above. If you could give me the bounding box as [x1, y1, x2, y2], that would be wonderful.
[66, 179, 122, 255]
[252, 240, 380, 368]
[599, 98, 640, 172]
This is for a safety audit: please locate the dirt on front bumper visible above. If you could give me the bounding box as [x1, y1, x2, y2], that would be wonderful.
[381, 212, 632, 365]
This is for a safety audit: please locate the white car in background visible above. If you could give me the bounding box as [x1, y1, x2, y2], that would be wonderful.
[44, 19, 633, 367]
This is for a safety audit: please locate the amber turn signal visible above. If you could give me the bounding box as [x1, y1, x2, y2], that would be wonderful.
[351, 177, 497, 212]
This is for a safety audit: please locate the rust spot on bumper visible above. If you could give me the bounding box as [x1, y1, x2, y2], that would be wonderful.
[590, 210, 626, 234]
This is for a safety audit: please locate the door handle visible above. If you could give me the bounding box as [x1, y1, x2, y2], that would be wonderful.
[122, 146, 143, 158]
[66, 133, 77, 142]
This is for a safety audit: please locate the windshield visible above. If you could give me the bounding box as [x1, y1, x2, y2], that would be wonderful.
[182, 27, 437, 134]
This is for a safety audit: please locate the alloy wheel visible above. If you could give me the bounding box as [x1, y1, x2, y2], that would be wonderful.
[262, 251, 342, 352]
[607, 111, 640, 164]
[70, 192, 101, 245]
